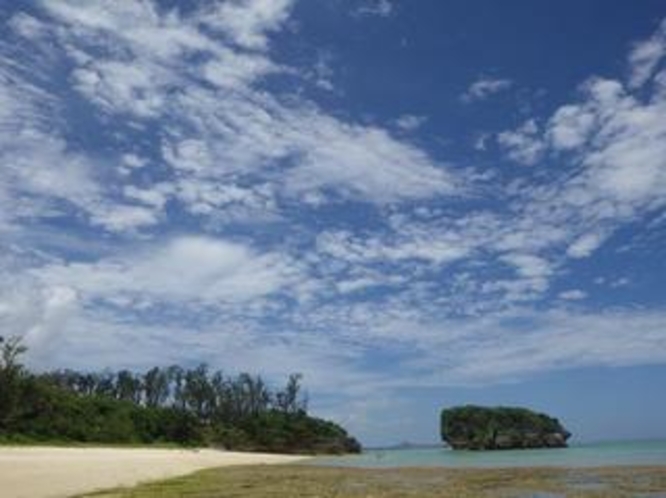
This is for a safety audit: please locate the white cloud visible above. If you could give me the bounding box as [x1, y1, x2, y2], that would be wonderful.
[283, 118, 454, 203]
[317, 228, 471, 267]
[294, 303, 666, 388]
[336, 276, 394, 294]
[174, 179, 276, 219]
[497, 119, 545, 165]
[23, 286, 78, 348]
[54, 1, 281, 118]
[6, 132, 97, 200]
[0, 91, 165, 233]
[394, 114, 427, 132]
[33, 236, 303, 308]
[528, 76, 666, 216]
[201, 48, 280, 88]
[0, 127, 104, 223]
[628, 19, 666, 88]
[0, 44, 96, 223]
[0, 275, 79, 365]
[501, 253, 552, 279]
[353, 0, 394, 18]
[534, 76, 666, 211]
[497, 19, 666, 273]
[558, 289, 587, 300]
[89, 204, 161, 233]
[580, 82, 666, 205]
[124, 184, 172, 210]
[567, 232, 606, 259]
[121, 154, 148, 170]
[474, 133, 490, 151]
[162, 138, 215, 174]
[610, 277, 631, 288]
[439, 309, 666, 383]
[309, 51, 336, 91]
[547, 104, 597, 150]
[8, 13, 48, 40]
[29, 0, 459, 209]
[10, 268, 666, 391]
[200, 0, 295, 50]
[462, 77, 513, 103]
[157, 84, 455, 205]
[72, 62, 169, 118]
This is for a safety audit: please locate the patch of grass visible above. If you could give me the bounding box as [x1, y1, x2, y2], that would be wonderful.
[79, 465, 666, 498]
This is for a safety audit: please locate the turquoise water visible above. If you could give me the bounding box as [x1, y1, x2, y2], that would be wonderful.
[311, 440, 666, 468]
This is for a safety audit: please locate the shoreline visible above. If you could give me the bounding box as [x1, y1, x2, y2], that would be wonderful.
[3, 446, 665, 498]
[0, 446, 309, 498]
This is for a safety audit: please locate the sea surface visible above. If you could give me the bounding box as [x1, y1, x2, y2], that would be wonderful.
[310, 440, 666, 468]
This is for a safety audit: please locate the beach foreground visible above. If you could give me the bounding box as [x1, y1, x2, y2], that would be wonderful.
[83, 464, 666, 498]
[0, 447, 307, 498]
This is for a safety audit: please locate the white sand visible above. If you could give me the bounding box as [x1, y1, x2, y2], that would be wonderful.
[0, 446, 307, 498]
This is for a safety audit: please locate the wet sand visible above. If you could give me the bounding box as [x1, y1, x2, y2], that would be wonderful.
[0, 446, 307, 498]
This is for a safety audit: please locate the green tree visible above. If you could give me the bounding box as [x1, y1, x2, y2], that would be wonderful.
[0, 335, 27, 373]
[143, 367, 170, 408]
[275, 373, 307, 415]
[0, 336, 28, 431]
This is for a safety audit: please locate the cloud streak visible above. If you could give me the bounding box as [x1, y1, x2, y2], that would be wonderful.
[462, 77, 513, 103]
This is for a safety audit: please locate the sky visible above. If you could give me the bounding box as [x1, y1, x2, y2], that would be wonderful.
[1, 0, 665, 447]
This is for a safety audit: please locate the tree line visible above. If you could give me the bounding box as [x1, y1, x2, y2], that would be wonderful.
[0, 336, 361, 454]
[45, 366, 307, 422]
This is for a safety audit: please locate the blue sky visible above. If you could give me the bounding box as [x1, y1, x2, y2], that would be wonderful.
[1, 0, 665, 446]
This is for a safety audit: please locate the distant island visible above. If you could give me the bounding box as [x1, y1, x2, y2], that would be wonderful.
[441, 405, 571, 450]
[0, 336, 361, 455]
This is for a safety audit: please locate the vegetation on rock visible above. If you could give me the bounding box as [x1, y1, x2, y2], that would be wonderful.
[0, 336, 361, 454]
[441, 405, 570, 450]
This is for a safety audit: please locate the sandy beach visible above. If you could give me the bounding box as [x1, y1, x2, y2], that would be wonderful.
[0, 446, 307, 498]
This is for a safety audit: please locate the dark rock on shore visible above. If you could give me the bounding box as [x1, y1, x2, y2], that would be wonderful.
[441, 405, 571, 450]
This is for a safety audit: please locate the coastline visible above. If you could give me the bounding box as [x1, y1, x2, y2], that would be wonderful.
[0, 446, 309, 498]
[3, 444, 665, 498]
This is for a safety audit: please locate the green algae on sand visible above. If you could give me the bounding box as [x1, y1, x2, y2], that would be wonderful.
[80, 465, 666, 498]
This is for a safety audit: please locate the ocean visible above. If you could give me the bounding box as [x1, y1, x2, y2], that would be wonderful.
[310, 440, 666, 468]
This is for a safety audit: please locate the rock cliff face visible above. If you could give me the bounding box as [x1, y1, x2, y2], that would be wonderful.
[441, 405, 571, 450]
